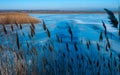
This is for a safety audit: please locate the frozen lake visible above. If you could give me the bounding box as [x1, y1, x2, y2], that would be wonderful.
[0, 13, 120, 75]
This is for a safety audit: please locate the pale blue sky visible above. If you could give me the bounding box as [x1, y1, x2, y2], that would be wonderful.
[0, 0, 118, 10]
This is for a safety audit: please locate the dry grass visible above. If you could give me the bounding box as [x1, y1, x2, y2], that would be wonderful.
[0, 13, 40, 24]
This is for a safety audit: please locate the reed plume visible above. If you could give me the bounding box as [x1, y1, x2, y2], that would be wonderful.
[104, 8, 118, 28]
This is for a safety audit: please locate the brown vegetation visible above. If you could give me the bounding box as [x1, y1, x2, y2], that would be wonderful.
[0, 13, 40, 24]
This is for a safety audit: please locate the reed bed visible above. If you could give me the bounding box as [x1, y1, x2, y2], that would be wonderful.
[0, 13, 40, 24]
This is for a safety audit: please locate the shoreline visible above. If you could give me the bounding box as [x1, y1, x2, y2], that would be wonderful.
[28, 12, 107, 14]
[0, 11, 119, 14]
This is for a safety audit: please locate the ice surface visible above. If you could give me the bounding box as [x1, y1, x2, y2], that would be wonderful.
[0, 14, 120, 75]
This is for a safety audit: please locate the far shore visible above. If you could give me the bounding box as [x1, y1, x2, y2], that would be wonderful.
[0, 11, 119, 14]
[28, 12, 108, 14]
[0, 12, 109, 14]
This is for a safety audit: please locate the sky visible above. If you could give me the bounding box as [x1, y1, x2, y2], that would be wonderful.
[0, 0, 119, 11]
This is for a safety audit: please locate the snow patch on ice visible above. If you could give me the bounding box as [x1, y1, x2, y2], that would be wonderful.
[74, 19, 84, 24]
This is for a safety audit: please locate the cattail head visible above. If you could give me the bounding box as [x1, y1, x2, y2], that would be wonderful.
[11, 24, 14, 31]
[86, 41, 90, 50]
[74, 42, 78, 51]
[118, 53, 120, 60]
[28, 34, 31, 39]
[88, 57, 92, 65]
[19, 52, 24, 59]
[31, 22, 35, 29]
[31, 46, 37, 56]
[114, 57, 117, 67]
[99, 32, 103, 42]
[42, 20, 47, 30]
[3, 24, 7, 35]
[20, 24, 22, 30]
[62, 52, 66, 58]
[110, 51, 112, 58]
[88, 40, 91, 45]
[108, 62, 111, 71]
[102, 21, 107, 36]
[106, 38, 111, 48]
[46, 28, 50, 38]
[105, 44, 108, 52]
[66, 43, 70, 52]
[68, 26, 73, 41]
[16, 32, 20, 50]
[56, 34, 61, 43]
[30, 25, 35, 37]
[48, 44, 54, 52]
[22, 32, 25, 37]
[96, 60, 99, 67]
[96, 43, 100, 51]
[0, 45, 3, 51]
[26, 41, 29, 49]
[15, 21, 18, 27]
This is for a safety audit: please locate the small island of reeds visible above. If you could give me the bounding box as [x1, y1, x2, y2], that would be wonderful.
[0, 13, 40, 24]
